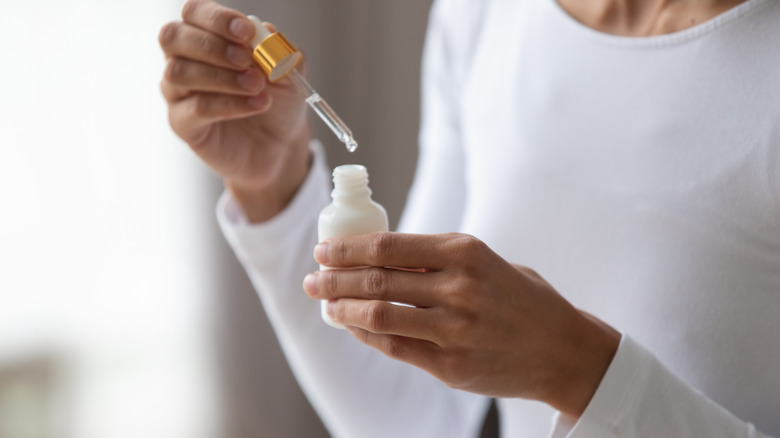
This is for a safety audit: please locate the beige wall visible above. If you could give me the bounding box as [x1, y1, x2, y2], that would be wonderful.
[211, 1, 433, 436]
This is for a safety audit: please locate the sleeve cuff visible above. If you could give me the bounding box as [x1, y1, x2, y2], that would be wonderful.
[549, 334, 650, 438]
[548, 334, 764, 438]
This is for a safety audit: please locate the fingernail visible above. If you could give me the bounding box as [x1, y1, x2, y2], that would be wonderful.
[303, 272, 319, 297]
[229, 18, 252, 40]
[226, 44, 251, 68]
[237, 69, 261, 91]
[327, 300, 336, 318]
[314, 242, 329, 265]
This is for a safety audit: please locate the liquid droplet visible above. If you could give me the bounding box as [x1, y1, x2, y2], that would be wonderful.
[345, 139, 358, 153]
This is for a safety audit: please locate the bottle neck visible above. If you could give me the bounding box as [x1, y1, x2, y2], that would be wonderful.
[331, 185, 372, 205]
[331, 164, 373, 203]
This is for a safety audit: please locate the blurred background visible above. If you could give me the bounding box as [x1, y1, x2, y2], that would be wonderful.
[0, 0, 467, 436]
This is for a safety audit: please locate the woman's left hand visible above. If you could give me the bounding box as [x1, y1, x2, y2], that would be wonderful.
[303, 232, 620, 419]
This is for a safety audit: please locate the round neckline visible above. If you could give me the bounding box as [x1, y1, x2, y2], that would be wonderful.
[546, 0, 771, 48]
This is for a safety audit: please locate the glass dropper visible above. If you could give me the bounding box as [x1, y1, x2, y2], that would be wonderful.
[290, 69, 358, 152]
[247, 15, 358, 153]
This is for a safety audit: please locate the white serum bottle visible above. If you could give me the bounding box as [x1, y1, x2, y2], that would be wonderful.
[318, 165, 389, 329]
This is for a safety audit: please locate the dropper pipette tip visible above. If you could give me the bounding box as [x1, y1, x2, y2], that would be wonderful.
[290, 70, 358, 153]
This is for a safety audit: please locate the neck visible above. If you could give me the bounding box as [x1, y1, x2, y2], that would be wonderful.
[557, 0, 748, 36]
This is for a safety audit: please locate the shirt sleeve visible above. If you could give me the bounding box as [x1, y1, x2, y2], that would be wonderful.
[396, 0, 487, 234]
[216, 0, 494, 436]
[548, 335, 772, 438]
[218, 138, 488, 438]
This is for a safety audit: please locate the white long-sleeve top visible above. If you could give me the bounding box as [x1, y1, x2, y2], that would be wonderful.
[217, 0, 780, 436]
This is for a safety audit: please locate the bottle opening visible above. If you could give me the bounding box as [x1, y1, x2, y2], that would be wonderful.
[332, 164, 370, 195]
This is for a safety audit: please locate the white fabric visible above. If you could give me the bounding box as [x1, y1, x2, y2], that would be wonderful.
[218, 139, 490, 438]
[550, 336, 765, 437]
[217, 0, 780, 436]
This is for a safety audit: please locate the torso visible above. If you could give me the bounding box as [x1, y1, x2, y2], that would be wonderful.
[452, 0, 780, 434]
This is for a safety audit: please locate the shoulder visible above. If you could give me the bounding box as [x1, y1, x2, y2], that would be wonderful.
[429, 0, 491, 20]
[427, 0, 494, 44]
[424, 0, 532, 86]
[424, 0, 501, 81]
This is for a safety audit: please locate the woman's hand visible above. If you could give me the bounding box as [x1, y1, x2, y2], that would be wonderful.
[303, 232, 620, 419]
[159, 0, 311, 222]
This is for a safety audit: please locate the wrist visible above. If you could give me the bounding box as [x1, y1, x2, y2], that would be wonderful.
[226, 141, 312, 223]
[546, 310, 620, 420]
[226, 180, 295, 223]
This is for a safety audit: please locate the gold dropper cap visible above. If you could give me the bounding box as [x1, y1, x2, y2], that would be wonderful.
[246, 15, 358, 153]
[248, 16, 302, 82]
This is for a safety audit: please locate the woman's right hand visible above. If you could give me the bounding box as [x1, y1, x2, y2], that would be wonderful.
[159, 0, 312, 222]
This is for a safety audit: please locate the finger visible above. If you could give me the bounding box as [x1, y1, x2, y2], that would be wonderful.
[180, 0, 254, 44]
[168, 92, 272, 141]
[329, 299, 444, 344]
[304, 268, 440, 307]
[162, 58, 266, 102]
[316, 232, 488, 271]
[346, 326, 444, 372]
[159, 22, 253, 70]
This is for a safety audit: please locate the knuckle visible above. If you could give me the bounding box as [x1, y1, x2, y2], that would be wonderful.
[447, 316, 477, 346]
[349, 325, 368, 343]
[443, 274, 479, 307]
[167, 109, 186, 141]
[380, 336, 405, 359]
[364, 269, 389, 299]
[523, 266, 542, 280]
[367, 233, 394, 263]
[362, 301, 388, 332]
[163, 57, 184, 83]
[191, 94, 212, 118]
[160, 79, 174, 102]
[158, 21, 179, 49]
[180, 0, 202, 22]
[449, 273, 479, 294]
[207, 65, 223, 85]
[440, 354, 471, 390]
[332, 300, 346, 322]
[440, 355, 464, 387]
[196, 33, 218, 58]
[444, 377, 468, 391]
[453, 234, 488, 256]
[444, 233, 492, 273]
[201, 2, 226, 31]
[207, 10, 224, 31]
[322, 271, 339, 297]
[332, 240, 349, 265]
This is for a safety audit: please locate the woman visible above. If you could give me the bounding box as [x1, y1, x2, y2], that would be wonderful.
[158, 0, 780, 435]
